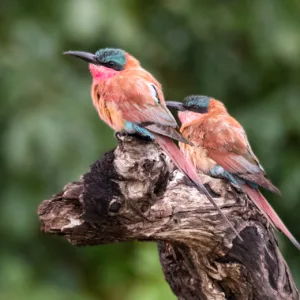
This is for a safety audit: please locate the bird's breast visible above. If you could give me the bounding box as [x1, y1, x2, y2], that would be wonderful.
[179, 142, 216, 174]
[91, 83, 125, 131]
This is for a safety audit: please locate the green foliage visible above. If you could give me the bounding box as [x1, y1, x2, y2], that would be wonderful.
[1, 0, 300, 299]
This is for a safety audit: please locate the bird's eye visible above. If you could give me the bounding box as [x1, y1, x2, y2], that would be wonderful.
[106, 61, 116, 68]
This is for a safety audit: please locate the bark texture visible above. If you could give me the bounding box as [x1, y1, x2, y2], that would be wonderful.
[38, 135, 299, 300]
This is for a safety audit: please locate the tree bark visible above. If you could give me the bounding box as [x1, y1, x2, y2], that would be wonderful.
[38, 135, 299, 300]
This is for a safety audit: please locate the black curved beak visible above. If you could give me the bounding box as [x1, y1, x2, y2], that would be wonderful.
[166, 101, 186, 112]
[63, 51, 98, 64]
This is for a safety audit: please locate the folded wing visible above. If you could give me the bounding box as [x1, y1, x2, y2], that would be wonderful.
[197, 115, 280, 194]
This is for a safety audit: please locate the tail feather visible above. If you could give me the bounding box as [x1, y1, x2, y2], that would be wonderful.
[243, 185, 300, 250]
[239, 173, 281, 195]
[145, 124, 193, 145]
[154, 133, 242, 241]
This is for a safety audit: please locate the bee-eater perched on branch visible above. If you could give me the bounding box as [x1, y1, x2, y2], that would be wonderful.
[64, 48, 241, 239]
[166, 96, 300, 250]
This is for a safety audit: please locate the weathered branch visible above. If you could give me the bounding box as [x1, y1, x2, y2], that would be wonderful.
[38, 135, 299, 300]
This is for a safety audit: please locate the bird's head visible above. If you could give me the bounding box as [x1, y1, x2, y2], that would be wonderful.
[166, 95, 225, 124]
[64, 48, 140, 79]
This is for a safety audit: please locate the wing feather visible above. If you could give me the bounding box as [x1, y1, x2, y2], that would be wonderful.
[101, 71, 193, 144]
[186, 114, 280, 193]
[104, 73, 177, 127]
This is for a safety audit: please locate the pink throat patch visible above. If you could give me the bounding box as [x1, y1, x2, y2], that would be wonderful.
[178, 111, 202, 124]
[89, 64, 118, 80]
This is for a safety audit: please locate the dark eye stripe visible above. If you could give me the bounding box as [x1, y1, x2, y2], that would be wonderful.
[102, 61, 124, 71]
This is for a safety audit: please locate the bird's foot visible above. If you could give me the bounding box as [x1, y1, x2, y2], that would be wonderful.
[114, 131, 152, 143]
[114, 131, 129, 142]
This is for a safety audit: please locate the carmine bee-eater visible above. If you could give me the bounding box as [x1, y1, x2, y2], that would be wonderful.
[166, 95, 300, 250]
[64, 48, 241, 239]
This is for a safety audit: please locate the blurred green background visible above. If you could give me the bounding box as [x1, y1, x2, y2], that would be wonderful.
[1, 0, 300, 299]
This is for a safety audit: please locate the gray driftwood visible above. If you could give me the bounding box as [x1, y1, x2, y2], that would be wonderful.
[38, 135, 299, 300]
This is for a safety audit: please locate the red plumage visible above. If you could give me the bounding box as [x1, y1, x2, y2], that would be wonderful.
[65, 49, 241, 238]
[178, 97, 300, 250]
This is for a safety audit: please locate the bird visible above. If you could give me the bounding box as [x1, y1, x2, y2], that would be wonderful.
[63, 48, 241, 239]
[166, 95, 300, 250]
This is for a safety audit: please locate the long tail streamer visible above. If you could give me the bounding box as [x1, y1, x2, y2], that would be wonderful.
[154, 134, 242, 241]
[243, 185, 300, 250]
